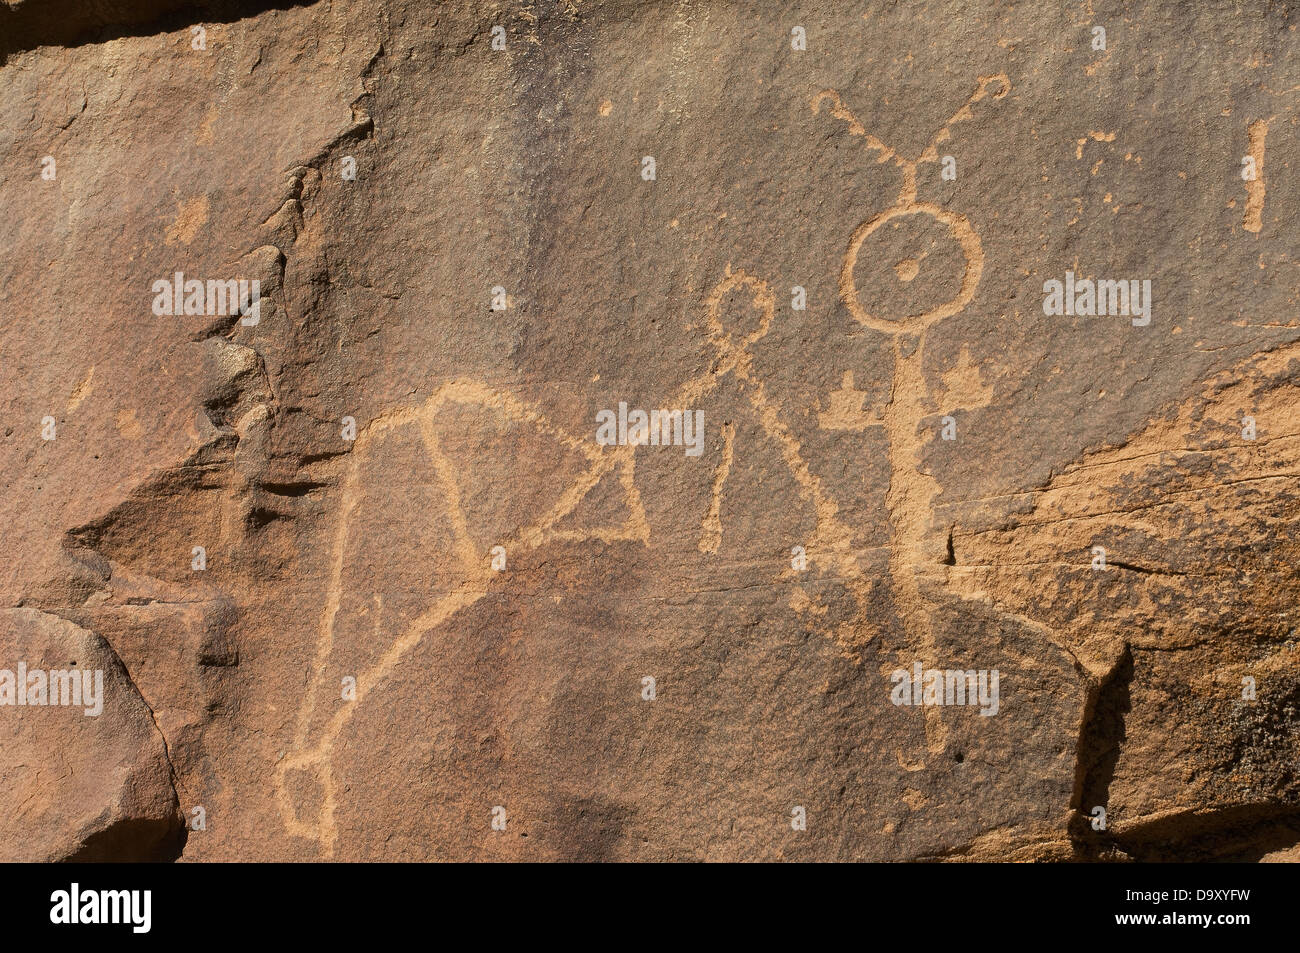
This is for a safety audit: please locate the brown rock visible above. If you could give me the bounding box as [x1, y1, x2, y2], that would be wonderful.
[0, 609, 183, 861]
[1, 0, 1297, 861]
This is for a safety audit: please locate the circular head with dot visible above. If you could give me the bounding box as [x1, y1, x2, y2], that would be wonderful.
[840, 202, 984, 334]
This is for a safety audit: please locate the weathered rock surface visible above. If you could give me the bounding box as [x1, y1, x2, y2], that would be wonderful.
[1, 1, 1298, 861]
[0, 609, 183, 861]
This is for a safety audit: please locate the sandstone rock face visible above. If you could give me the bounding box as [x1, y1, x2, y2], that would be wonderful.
[1, 1, 1298, 861]
[0, 609, 182, 861]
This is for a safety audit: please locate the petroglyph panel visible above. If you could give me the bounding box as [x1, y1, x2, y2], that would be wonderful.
[3, 0, 1299, 863]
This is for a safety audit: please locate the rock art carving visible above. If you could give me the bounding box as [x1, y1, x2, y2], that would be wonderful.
[812, 75, 1015, 758]
[283, 76, 1038, 846]
[277, 266, 886, 850]
[276, 381, 649, 853]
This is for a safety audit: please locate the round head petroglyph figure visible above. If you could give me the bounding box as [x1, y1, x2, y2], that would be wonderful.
[814, 74, 1009, 334]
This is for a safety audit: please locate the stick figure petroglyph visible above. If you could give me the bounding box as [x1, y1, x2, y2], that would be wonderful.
[811, 74, 1011, 759]
[691, 268, 885, 656]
